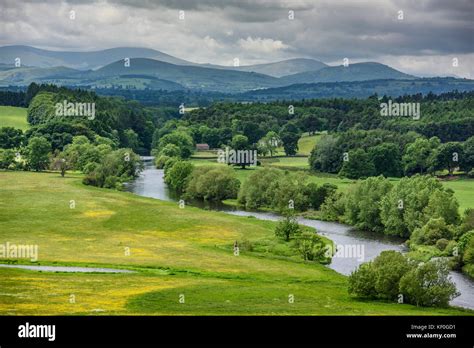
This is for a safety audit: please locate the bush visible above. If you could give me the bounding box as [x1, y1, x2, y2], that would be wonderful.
[164, 160, 194, 193]
[292, 231, 326, 261]
[436, 238, 450, 251]
[380, 175, 460, 238]
[372, 251, 412, 300]
[399, 259, 458, 307]
[160, 143, 181, 158]
[0, 149, 16, 169]
[82, 148, 143, 189]
[348, 262, 377, 298]
[349, 251, 411, 301]
[185, 166, 240, 201]
[26, 136, 51, 171]
[104, 175, 120, 189]
[155, 155, 170, 169]
[306, 182, 338, 210]
[320, 191, 346, 221]
[344, 176, 392, 233]
[411, 218, 455, 245]
[237, 168, 280, 209]
[274, 212, 301, 242]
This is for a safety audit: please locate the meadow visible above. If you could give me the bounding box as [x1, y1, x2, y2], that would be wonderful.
[0, 171, 470, 315]
[0, 106, 28, 130]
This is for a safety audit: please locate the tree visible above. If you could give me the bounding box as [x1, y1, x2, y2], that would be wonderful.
[279, 122, 301, 156]
[185, 166, 240, 201]
[349, 251, 412, 301]
[460, 136, 474, 173]
[0, 127, 24, 149]
[50, 152, 70, 177]
[344, 176, 392, 233]
[309, 134, 342, 173]
[231, 134, 249, 149]
[26, 136, 51, 171]
[258, 131, 280, 157]
[402, 137, 440, 175]
[380, 175, 460, 237]
[367, 143, 402, 177]
[275, 210, 301, 241]
[411, 218, 455, 246]
[122, 129, 140, 153]
[160, 143, 181, 158]
[0, 149, 16, 169]
[267, 172, 309, 212]
[372, 251, 412, 300]
[293, 231, 326, 261]
[433, 142, 463, 175]
[230, 134, 253, 168]
[348, 262, 377, 298]
[339, 149, 375, 179]
[83, 148, 143, 189]
[157, 130, 194, 159]
[399, 259, 458, 307]
[237, 168, 280, 209]
[306, 182, 337, 210]
[164, 160, 194, 193]
[299, 114, 321, 135]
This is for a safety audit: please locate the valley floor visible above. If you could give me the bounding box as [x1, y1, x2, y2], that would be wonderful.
[0, 171, 471, 315]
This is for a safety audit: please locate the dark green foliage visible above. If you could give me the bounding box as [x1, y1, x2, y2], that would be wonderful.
[25, 136, 51, 171]
[399, 259, 458, 307]
[0, 127, 24, 149]
[185, 166, 240, 201]
[339, 149, 375, 179]
[274, 211, 301, 242]
[164, 160, 194, 193]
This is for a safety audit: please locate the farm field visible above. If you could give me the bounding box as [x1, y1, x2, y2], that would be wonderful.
[0, 106, 28, 130]
[0, 171, 470, 315]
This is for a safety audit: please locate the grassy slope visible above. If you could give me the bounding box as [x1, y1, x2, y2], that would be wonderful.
[0, 171, 469, 315]
[0, 106, 28, 130]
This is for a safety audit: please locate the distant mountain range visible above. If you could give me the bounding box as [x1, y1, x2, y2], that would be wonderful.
[0, 45, 471, 95]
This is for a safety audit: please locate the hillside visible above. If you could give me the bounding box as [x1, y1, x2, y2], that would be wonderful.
[281, 62, 414, 85]
[0, 45, 193, 69]
[82, 58, 281, 92]
[239, 78, 474, 101]
[232, 58, 328, 77]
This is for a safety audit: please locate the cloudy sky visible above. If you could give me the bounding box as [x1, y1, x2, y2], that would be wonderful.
[0, 0, 473, 77]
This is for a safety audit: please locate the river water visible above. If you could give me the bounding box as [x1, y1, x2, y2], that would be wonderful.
[125, 160, 474, 310]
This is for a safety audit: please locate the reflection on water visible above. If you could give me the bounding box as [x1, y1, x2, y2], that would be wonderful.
[126, 160, 474, 310]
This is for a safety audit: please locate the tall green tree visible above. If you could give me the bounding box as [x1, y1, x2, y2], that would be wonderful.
[26, 136, 51, 171]
[339, 149, 375, 179]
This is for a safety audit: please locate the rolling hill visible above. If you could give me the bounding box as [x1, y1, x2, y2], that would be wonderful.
[0, 45, 193, 70]
[229, 58, 327, 77]
[238, 77, 474, 101]
[80, 58, 281, 92]
[281, 62, 415, 84]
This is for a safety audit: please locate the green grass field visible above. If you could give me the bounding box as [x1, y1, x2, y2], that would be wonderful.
[0, 171, 470, 315]
[274, 133, 321, 156]
[0, 106, 28, 130]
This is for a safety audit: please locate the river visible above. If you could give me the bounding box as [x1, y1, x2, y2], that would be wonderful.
[125, 160, 474, 310]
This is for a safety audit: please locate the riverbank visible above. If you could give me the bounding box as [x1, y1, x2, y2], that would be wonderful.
[1, 170, 472, 315]
[126, 162, 474, 310]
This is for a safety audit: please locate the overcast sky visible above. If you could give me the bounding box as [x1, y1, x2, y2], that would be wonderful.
[0, 0, 472, 77]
